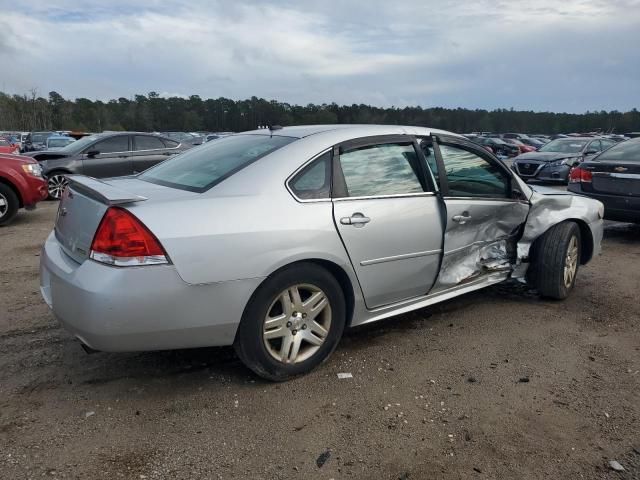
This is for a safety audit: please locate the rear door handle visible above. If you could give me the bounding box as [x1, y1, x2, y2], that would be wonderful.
[452, 213, 471, 224]
[340, 213, 371, 227]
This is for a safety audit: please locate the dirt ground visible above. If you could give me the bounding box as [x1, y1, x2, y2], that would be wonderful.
[1, 201, 639, 480]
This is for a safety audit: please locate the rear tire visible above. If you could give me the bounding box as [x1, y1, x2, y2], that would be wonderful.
[234, 263, 346, 381]
[0, 183, 19, 226]
[529, 221, 581, 300]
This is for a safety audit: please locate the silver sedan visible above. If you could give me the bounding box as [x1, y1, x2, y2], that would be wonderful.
[40, 125, 604, 380]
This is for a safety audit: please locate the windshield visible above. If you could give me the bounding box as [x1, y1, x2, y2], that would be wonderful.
[140, 134, 296, 192]
[48, 138, 73, 147]
[596, 139, 640, 162]
[32, 132, 53, 143]
[57, 134, 101, 154]
[539, 139, 588, 154]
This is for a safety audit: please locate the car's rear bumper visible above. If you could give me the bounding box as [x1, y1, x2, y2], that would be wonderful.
[40, 232, 263, 352]
[567, 185, 640, 223]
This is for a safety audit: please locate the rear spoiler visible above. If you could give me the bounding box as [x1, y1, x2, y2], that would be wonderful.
[66, 175, 147, 205]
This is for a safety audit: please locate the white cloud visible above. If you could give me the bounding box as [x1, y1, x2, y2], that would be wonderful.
[0, 0, 639, 111]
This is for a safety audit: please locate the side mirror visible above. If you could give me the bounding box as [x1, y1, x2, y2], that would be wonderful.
[584, 150, 598, 156]
[86, 150, 99, 158]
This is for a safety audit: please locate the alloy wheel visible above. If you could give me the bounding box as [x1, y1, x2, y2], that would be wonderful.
[262, 284, 332, 364]
[0, 192, 7, 219]
[564, 236, 579, 288]
[47, 175, 68, 199]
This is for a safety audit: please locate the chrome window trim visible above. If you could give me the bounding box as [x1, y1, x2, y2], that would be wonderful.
[360, 249, 442, 266]
[285, 148, 333, 203]
[333, 192, 436, 202]
[442, 196, 528, 204]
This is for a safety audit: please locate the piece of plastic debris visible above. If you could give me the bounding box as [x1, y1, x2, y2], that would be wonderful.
[604, 412, 610, 418]
[609, 460, 625, 471]
[518, 377, 530, 383]
[316, 449, 331, 468]
[337, 373, 353, 379]
[84, 411, 95, 418]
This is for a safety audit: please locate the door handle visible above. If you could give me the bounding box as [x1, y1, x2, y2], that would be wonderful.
[452, 213, 471, 224]
[340, 213, 371, 227]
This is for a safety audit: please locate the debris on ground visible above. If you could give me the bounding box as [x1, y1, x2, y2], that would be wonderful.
[337, 372, 353, 379]
[84, 411, 95, 419]
[518, 377, 530, 383]
[316, 449, 331, 468]
[609, 460, 625, 471]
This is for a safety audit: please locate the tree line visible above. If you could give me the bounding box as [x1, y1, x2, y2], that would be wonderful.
[1, 90, 638, 134]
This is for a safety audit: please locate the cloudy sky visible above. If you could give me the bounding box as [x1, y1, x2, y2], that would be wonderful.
[1, 0, 639, 112]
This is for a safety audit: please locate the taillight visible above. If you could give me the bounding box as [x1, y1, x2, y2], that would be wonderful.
[569, 167, 593, 184]
[90, 207, 169, 266]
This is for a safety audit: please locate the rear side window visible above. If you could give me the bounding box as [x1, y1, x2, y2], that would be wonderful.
[139, 134, 296, 192]
[289, 151, 331, 200]
[134, 135, 166, 151]
[338, 143, 424, 197]
[597, 139, 640, 162]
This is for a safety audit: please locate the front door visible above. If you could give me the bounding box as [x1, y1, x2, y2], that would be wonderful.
[425, 136, 530, 291]
[81, 135, 133, 178]
[332, 137, 444, 309]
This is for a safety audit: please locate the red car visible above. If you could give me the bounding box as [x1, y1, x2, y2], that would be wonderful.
[0, 137, 20, 155]
[0, 154, 48, 225]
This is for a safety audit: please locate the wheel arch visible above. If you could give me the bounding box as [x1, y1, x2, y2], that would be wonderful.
[245, 258, 357, 330]
[0, 176, 23, 208]
[529, 218, 594, 265]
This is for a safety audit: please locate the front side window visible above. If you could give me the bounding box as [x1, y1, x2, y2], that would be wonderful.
[289, 151, 331, 200]
[92, 136, 129, 154]
[140, 134, 296, 192]
[439, 144, 509, 198]
[134, 135, 165, 151]
[338, 143, 424, 197]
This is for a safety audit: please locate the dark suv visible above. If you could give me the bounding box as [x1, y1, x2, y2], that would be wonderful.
[26, 132, 188, 198]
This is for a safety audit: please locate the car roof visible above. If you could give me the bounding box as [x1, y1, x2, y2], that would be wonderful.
[238, 124, 458, 139]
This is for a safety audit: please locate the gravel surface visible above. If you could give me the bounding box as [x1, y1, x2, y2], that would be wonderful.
[1, 201, 639, 479]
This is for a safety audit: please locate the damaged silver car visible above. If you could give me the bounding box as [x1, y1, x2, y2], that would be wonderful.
[40, 125, 604, 380]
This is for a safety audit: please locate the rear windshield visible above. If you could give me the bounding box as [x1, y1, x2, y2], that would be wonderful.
[139, 134, 296, 192]
[596, 139, 640, 162]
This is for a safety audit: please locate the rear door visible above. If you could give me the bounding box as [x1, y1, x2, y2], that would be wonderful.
[81, 135, 133, 178]
[331, 135, 444, 309]
[426, 136, 529, 290]
[131, 135, 176, 173]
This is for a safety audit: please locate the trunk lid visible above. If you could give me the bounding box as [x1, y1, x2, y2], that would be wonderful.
[54, 175, 197, 264]
[581, 161, 640, 197]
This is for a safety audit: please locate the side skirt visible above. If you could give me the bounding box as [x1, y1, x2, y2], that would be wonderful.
[352, 272, 510, 327]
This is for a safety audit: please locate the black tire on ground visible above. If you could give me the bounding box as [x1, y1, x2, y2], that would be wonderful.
[0, 183, 19, 226]
[528, 221, 581, 300]
[234, 263, 346, 381]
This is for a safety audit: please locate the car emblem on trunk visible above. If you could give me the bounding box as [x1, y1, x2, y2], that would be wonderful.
[614, 166, 628, 172]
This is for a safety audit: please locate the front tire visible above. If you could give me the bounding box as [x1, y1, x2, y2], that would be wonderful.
[234, 263, 346, 381]
[529, 221, 581, 300]
[0, 183, 19, 226]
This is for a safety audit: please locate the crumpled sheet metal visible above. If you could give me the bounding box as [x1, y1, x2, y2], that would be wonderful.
[437, 239, 511, 286]
[517, 190, 600, 261]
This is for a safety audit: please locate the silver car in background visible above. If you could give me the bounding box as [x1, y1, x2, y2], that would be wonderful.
[40, 125, 604, 380]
